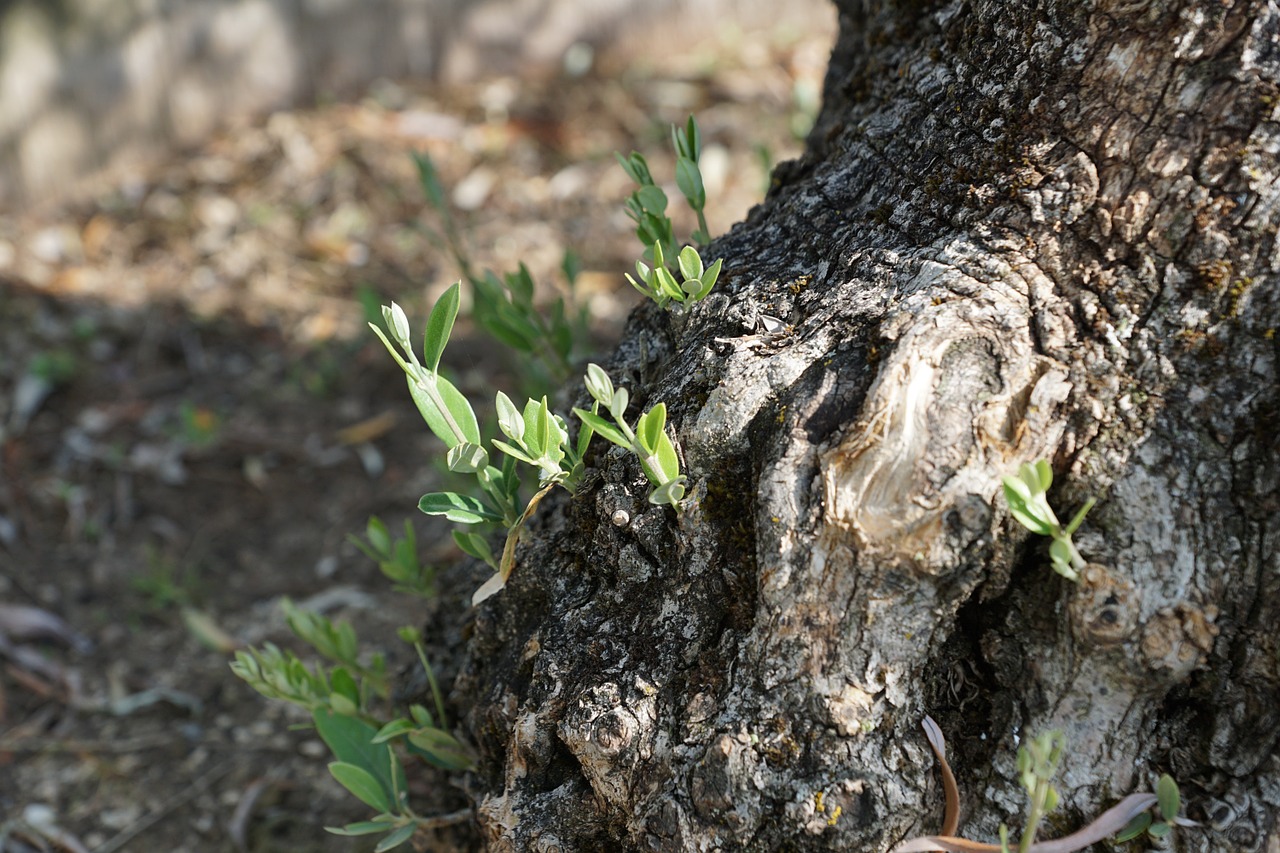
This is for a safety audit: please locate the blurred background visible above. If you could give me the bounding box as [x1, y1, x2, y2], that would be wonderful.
[0, 1, 834, 849]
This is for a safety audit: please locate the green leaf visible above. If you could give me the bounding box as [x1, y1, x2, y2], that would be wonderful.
[1004, 478, 1054, 535]
[446, 442, 489, 474]
[636, 185, 668, 215]
[371, 718, 416, 744]
[562, 248, 581, 286]
[412, 151, 447, 211]
[1043, 785, 1060, 813]
[423, 283, 460, 373]
[654, 430, 680, 482]
[521, 398, 547, 458]
[508, 263, 536, 306]
[1002, 473, 1033, 502]
[573, 409, 629, 449]
[638, 404, 667, 455]
[655, 266, 684, 301]
[649, 476, 686, 507]
[365, 517, 390, 556]
[406, 373, 481, 448]
[1063, 496, 1096, 536]
[328, 819, 397, 837]
[314, 709, 383, 769]
[1022, 460, 1052, 493]
[1034, 459, 1053, 491]
[695, 257, 723, 300]
[407, 728, 475, 771]
[1048, 539, 1079, 581]
[453, 530, 496, 566]
[1147, 821, 1172, 839]
[328, 692, 358, 717]
[495, 391, 523, 440]
[492, 439, 538, 465]
[675, 157, 706, 210]
[1157, 774, 1180, 822]
[375, 823, 418, 852]
[330, 668, 360, 710]
[409, 704, 434, 727]
[418, 492, 503, 524]
[479, 315, 535, 352]
[610, 388, 629, 422]
[678, 246, 703, 282]
[534, 398, 551, 458]
[615, 151, 651, 185]
[585, 364, 614, 405]
[329, 762, 391, 812]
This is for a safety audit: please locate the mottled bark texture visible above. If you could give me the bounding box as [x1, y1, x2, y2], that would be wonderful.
[452, 1, 1280, 850]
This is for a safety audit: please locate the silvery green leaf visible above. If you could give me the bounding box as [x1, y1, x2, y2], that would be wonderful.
[649, 476, 686, 507]
[407, 373, 480, 448]
[1157, 774, 1180, 822]
[495, 391, 523, 440]
[653, 429, 680, 482]
[492, 439, 536, 465]
[1019, 460, 1051, 493]
[1003, 473, 1032, 501]
[610, 388, 629, 422]
[446, 442, 488, 473]
[655, 266, 684, 301]
[1005, 492, 1054, 536]
[574, 408, 628, 449]
[521, 398, 548, 458]
[1116, 809, 1157, 840]
[544, 412, 568, 463]
[637, 404, 666, 455]
[329, 762, 391, 813]
[384, 303, 409, 349]
[585, 364, 614, 405]
[678, 246, 703, 282]
[1049, 539, 1079, 580]
[695, 257, 723, 300]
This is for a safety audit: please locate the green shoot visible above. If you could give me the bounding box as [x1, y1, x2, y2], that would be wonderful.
[1001, 460, 1095, 581]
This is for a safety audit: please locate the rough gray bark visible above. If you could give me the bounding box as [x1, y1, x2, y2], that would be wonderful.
[451, 1, 1280, 850]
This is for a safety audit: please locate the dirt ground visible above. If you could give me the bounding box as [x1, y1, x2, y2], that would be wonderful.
[0, 14, 834, 852]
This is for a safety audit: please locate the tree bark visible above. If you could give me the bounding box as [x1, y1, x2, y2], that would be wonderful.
[451, 1, 1280, 850]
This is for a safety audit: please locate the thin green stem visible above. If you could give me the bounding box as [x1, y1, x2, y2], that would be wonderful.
[695, 209, 710, 244]
[1019, 778, 1051, 853]
[413, 640, 447, 731]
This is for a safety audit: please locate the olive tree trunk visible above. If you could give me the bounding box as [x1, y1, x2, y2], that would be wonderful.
[451, 1, 1280, 850]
